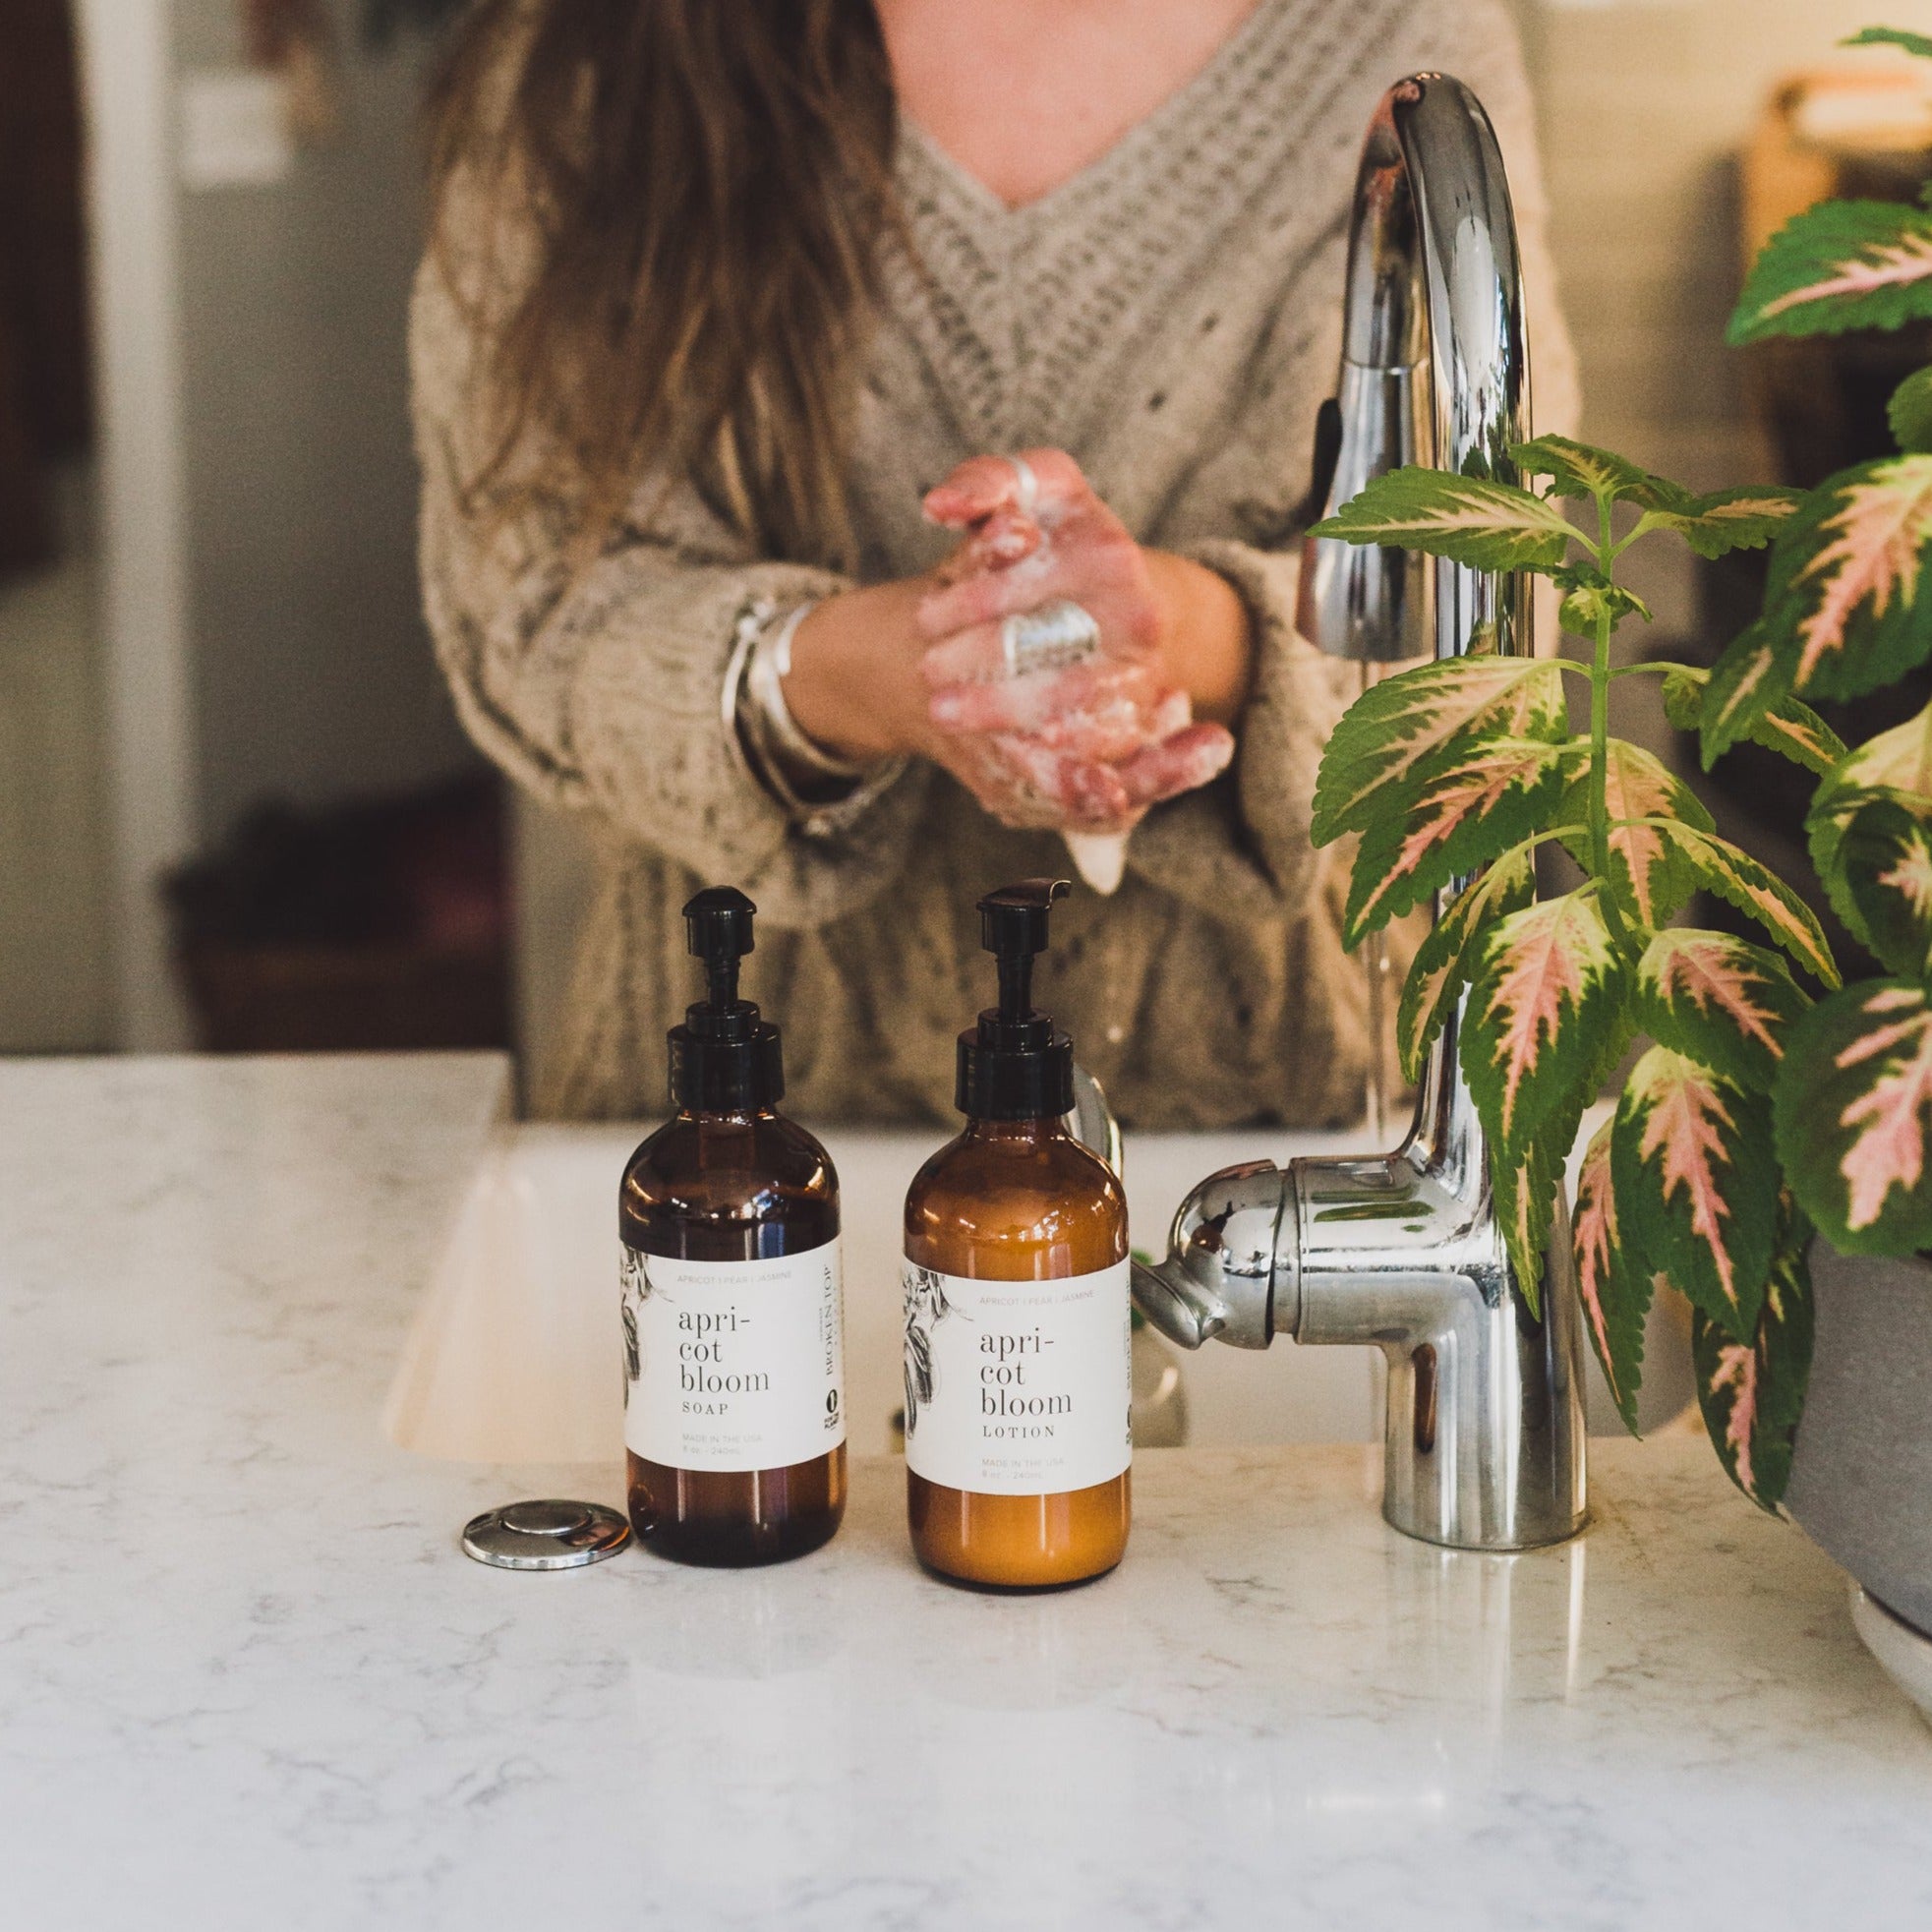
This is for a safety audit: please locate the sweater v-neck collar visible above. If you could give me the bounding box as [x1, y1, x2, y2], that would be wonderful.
[883, 0, 1347, 449]
[897, 0, 1286, 227]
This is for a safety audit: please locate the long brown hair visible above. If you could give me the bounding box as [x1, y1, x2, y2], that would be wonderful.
[428, 0, 899, 567]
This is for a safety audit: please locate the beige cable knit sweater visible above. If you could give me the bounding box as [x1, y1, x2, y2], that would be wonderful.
[411, 0, 1576, 1127]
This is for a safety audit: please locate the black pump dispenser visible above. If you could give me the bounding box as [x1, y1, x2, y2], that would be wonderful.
[670, 887, 784, 1112]
[957, 878, 1076, 1120]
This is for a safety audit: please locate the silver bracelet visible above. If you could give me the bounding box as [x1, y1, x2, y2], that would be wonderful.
[726, 597, 901, 829]
[744, 601, 874, 785]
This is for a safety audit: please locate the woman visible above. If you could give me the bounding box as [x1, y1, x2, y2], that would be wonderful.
[412, 0, 1574, 1125]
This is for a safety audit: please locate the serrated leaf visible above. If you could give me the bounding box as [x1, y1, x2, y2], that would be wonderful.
[1839, 796, 1932, 978]
[1492, 1136, 1566, 1322]
[1344, 738, 1572, 945]
[1396, 849, 1537, 1084]
[1776, 979, 1932, 1251]
[1463, 888, 1629, 1162]
[1692, 1238, 1813, 1512]
[1661, 663, 1844, 777]
[1311, 654, 1569, 845]
[1632, 928, 1808, 1092]
[1612, 1045, 1779, 1336]
[1674, 826, 1840, 986]
[1890, 367, 1932, 454]
[1806, 699, 1932, 907]
[1844, 27, 1932, 60]
[1687, 624, 1794, 768]
[1636, 487, 1807, 560]
[1572, 1118, 1652, 1433]
[1760, 455, 1932, 701]
[1557, 578, 1655, 638]
[1729, 201, 1932, 343]
[1511, 434, 1665, 507]
[1310, 466, 1582, 571]
[1560, 738, 1713, 927]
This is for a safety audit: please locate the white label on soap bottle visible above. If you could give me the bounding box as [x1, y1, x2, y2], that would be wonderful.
[901, 1258, 1132, 1496]
[622, 1238, 845, 1473]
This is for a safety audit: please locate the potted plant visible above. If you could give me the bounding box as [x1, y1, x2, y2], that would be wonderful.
[1309, 26, 1932, 1624]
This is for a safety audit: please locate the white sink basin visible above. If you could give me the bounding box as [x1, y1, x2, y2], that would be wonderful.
[384, 1117, 1690, 1464]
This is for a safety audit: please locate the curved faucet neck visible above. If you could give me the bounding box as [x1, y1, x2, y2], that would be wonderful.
[1137, 73, 1589, 1553]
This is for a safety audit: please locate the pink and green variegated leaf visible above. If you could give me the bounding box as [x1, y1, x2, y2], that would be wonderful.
[1891, 367, 1932, 456]
[1343, 738, 1571, 946]
[1312, 654, 1569, 845]
[1805, 700, 1932, 906]
[1838, 797, 1932, 979]
[1558, 737, 1713, 928]
[1310, 466, 1583, 573]
[1775, 979, 1932, 1253]
[1729, 200, 1932, 344]
[1492, 1136, 1567, 1324]
[1675, 827, 1840, 987]
[1633, 487, 1806, 560]
[1632, 928, 1808, 1093]
[1678, 623, 1793, 768]
[1396, 849, 1537, 1084]
[1611, 1046, 1779, 1336]
[1661, 663, 1844, 777]
[1572, 1119, 1653, 1433]
[1760, 455, 1932, 700]
[1463, 888, 1629, 1163]
[1692, 1236, 1813, 1511]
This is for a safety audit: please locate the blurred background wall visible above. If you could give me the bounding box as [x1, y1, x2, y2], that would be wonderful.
[171, 0, 476, 846]
[9, 0, 491, 1056]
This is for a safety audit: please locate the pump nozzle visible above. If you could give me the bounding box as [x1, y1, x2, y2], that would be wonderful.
[958, 878, 1075, 1120]
[977, 878, 1068, 1025]
[670, 886, 782, 1111]
[684, 885, 756, 1014]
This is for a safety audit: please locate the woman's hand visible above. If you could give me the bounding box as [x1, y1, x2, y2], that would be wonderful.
[911, 448, 1246, 832]
[777, 447, 1252, 836]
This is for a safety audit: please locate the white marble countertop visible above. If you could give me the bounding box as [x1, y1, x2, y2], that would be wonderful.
[4, 1054, 1931, 1931]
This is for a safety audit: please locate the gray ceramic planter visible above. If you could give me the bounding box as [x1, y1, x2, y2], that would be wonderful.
[1785, 1241, 1932, 1636]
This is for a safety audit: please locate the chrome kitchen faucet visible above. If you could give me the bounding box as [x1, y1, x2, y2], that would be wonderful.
[1133, 73, 1588, 1551]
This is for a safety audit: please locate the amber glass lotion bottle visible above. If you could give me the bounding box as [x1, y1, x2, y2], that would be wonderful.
[621, 888, 846, 1565]
[903, 879, 1132, 1588]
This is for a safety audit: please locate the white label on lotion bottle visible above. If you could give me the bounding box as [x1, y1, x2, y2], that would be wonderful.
[901, 1259, 1132, 1495]
[623, 1239, 846, 1472]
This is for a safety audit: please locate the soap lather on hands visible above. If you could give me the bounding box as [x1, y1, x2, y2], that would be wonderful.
[914, 448, 1237, 879]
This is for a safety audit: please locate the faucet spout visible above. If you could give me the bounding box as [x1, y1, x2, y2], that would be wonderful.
[1133, 72, 1587, 1551]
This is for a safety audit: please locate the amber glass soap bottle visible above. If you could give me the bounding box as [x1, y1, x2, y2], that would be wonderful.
[903, 879, 1131, 1588]
[621, 887, 846, 1565]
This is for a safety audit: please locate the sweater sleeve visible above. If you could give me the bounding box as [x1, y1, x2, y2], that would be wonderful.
[408, 174, 930, 933]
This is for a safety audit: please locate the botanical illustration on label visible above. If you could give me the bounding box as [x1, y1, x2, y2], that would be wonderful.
[902, 1258, 1132, 1495]
[622, 1238, 845, 1473]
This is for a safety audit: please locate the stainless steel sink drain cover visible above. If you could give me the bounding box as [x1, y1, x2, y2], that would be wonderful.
[461, 1498, 631, 1571]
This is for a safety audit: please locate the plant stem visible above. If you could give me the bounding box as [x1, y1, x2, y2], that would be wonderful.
[1590, 611, 1614, 885]
[1586, 493, 1643, 954]
[1590, 498, 1616, 888]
